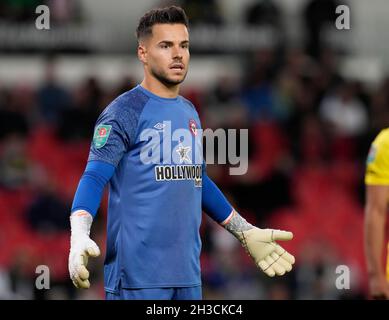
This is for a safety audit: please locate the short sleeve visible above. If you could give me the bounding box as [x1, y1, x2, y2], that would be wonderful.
[88, 96, 144, 167]
[365, 131, 389, 185]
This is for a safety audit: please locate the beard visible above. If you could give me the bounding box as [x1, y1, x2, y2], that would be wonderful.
[150, 65, 187, 87]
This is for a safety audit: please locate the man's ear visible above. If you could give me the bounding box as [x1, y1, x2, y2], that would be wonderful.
[137, 44, 147, 64]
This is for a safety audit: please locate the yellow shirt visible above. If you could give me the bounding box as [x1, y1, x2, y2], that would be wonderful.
[365, 128, 389, 185]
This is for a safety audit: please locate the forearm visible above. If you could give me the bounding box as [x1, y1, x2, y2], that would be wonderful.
[71, 160, 115, 217]
[365, 206, 387, 278]
[201, 174, 234, 223]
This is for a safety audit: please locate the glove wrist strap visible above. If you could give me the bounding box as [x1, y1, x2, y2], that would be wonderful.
[70, 210, 93, 237]
[221, 209, 253, 238]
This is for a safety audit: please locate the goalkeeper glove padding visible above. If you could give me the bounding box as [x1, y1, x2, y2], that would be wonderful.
[234, 227, 295, 277]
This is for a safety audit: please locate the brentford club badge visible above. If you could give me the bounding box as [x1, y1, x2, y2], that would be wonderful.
[189, 119, 197, 136]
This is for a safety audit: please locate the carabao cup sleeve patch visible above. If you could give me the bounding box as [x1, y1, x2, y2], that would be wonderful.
[93, 124, 112, 148]
[366, 144, 377, 164]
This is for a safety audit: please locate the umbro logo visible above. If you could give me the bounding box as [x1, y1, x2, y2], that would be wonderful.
[154, 122, 166, 130]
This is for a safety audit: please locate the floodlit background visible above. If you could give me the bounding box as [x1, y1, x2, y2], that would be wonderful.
[0, 0, 388, 299]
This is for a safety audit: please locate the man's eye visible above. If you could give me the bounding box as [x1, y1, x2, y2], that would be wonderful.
[182, 44, 189, 49]
[160, 44, 169, 49]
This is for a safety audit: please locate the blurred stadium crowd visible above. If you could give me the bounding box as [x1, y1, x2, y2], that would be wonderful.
[0, 0, 386, 300]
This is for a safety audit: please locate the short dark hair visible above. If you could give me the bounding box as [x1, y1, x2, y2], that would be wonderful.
[136, 6, 189, 41]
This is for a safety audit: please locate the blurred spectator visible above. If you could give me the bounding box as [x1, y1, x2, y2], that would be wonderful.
[48, 0, 83, 25]
[204, 76, 247, 128]
[228, 122, 292, 222]
[244, 0, 282, 29]
[0, 0, 41, 22]
[25, 166, 70, 233]
[179, 0, 224, 25]
[8, 249, 36, 300]
[295, 240, 340, 299]
[57, 77, 101, 141]
[303, 0, 340, 59]
[0, 108, 29, 142]
[319, 82, 368, 138]
[298, 114, 329, 164]
[369, 77, 389, 134]
[37, 59, 71, 125]
[0, 85, 31, 141]
[241, 49, 282, 122]
[0, 135, 31, 190]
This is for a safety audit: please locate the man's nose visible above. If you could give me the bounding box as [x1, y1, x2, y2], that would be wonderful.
[172, 46, 183, 59]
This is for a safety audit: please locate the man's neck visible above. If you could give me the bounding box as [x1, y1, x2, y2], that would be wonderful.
[140, 77, 180, 99]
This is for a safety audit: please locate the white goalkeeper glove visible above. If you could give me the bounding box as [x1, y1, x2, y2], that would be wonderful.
[223, 210, 295, 277]
[69, 210, 100, 289]
[234, 227, 295, 277]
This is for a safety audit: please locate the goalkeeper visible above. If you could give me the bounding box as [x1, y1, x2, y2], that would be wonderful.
[68, 6, 295, 300]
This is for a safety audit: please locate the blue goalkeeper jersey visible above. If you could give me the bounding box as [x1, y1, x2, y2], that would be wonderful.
[88, 85, 203, 291]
